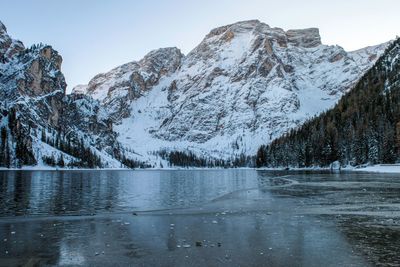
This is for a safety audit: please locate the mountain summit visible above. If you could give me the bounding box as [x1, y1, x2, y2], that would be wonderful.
[73, 20, 388, 166]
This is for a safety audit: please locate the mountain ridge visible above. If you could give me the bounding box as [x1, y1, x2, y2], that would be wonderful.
[0, 19, 392, 168]
[72, 20, 389, 166]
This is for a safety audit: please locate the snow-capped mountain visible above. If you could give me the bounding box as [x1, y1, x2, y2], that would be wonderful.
[74, 20, 387, 165]
[0, 21, 123, 168]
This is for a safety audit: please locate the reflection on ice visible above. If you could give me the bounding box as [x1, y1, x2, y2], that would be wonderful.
[0, 169, 399, 266]
[0, 170, 259, 216]
[58, 242, 85, 266]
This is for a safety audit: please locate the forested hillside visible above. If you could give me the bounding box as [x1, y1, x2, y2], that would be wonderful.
[256, 38, 400, 168]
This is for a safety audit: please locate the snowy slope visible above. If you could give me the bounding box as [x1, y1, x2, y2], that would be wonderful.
[0, 21, 126, 168]
[76, 20, 388, 165]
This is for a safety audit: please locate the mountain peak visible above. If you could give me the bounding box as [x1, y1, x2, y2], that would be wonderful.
[205, 19, 268, 39]
[0, 21, 7, 34]
[69, 20, 388, 165]
[202, 20, 322, 49]
[139, 47, 183, 69]
[0, 21, 24, 63]
[142, 47, 182, 58]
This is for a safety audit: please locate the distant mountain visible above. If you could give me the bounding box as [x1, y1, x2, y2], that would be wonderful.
[256, 38, 400, 168]
[74, 20, 387, 166]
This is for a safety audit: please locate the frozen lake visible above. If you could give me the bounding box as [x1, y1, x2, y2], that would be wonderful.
[0, 169, 399, 266]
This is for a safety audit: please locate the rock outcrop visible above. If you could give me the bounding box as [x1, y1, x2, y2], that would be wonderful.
[286, 28, 321, 48]
[0, 21, 24, 63]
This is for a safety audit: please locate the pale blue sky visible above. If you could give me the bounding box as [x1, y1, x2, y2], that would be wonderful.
[2, 0, 399, 92]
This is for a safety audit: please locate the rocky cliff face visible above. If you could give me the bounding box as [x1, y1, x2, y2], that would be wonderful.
[0, 22, 120, 167]
[75, 20, 387, 165]
[0, 22, 68, 166]
[0, 44, 66, 126]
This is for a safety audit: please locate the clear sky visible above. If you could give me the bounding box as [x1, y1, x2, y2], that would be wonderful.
[2, 0, 399, 92]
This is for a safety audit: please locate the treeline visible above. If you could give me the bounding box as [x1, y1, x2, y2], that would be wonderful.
[0, 127, 11, 168]
[0, 107, 104, 168]
[108, 143, 151, 169]
[0, 106, 152, 169]
[40, 128, 102, 168]
[159, 150, 254, 168]
[115, 148, 152, 169]
[256, 38, 400, 168]
[118, 155, 152, 169]
[0, 108, 35, 167]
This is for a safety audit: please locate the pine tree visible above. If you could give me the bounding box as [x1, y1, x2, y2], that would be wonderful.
[41, 128, 46, 142]
[5, 141, 10, 168]
[0, 127, 6, 166]
[396, 122, 400, 158]
[57, 154, 65, 167]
